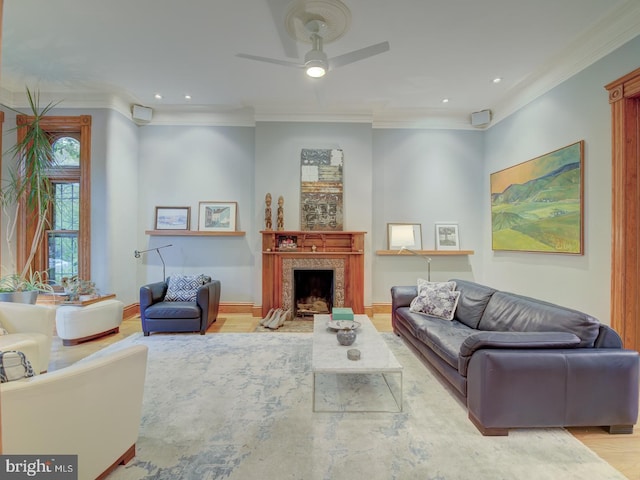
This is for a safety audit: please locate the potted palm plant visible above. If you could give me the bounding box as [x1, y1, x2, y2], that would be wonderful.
[0, 88, 58, 303]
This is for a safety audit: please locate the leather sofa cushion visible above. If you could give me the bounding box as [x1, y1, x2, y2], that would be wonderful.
[395, 307, 431, 337]
[451, 279, 496, 329]
[478, 292, 600, 347]
[415, 318, 477, 370]
[397, 304, 481, 370]
[144, 301, 201, 319]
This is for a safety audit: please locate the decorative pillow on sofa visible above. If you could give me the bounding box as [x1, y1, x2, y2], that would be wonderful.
[0, 350, 35, 383]
[417, 278, 456, 296]
[165, 274, 210, 302]
[410, 282, 461, 321]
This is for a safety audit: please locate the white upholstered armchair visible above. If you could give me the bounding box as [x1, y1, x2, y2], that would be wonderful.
[1, 344, 148, 479]
[0, 301, 55, 373]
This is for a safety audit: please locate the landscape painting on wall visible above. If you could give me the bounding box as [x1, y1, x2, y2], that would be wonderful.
[490, 141, 584, 254]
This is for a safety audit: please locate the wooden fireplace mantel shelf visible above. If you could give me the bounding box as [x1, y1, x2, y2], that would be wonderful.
[263, 250, 363, 255]
[376, 249, 474, 256]
[261, 230, 366, 316]
[145, 230, 246, 237]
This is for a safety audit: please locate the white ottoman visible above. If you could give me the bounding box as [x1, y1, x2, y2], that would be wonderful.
[56, 299, 123, 346]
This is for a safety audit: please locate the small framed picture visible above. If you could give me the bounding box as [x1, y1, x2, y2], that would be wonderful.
[155, 206, 190, 230]
[435, 224, 460, 250]
[387, 223, 422, 250]
[198, 201, 237, 232]
[277, 235, 297, 251]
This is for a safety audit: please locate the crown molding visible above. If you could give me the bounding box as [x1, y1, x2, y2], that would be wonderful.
[372, 109, 477, 130]
[149, 106, 256, 127]
[1, 1, 638, 131]
[491, 1, 640, 126]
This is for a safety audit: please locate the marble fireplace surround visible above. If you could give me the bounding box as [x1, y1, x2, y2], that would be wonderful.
[282, 258, 344, 312]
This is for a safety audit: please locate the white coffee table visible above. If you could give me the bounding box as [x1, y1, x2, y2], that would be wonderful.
[312, 314, 403, 412]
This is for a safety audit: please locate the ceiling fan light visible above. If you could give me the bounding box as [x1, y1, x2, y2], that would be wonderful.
[306, 62, 327, 78]
[304, 48, 328, 78]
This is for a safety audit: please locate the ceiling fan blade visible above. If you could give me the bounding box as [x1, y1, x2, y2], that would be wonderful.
[236, 53, 304, 69]
[328, 41, 390, 69]
[265, 0, 300, 58]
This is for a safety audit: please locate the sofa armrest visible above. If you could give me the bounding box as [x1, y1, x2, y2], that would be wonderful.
[391, 286, 418, 311]
[459, 331, 581, 376]
[197, 280, 221, 332]
[1, 345, 148, 479]
[466, 348, 639, 434]
[139, 281, 167, 313]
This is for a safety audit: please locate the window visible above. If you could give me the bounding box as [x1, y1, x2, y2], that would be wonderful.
[47, 136, 81, 282]
[16, 115, 91, 284]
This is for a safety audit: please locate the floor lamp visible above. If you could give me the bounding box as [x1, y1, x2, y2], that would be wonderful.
[398, 247, 431, 282]
[391, 225, 432, 282]
[134, 244, 173, 281]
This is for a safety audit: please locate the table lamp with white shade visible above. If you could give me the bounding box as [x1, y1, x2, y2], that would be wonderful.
[390, 224, 432, 282]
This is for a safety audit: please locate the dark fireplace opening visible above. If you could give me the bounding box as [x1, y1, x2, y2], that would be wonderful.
[294, 269, 334, 318]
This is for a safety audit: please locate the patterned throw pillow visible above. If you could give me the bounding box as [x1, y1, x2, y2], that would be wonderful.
[165, 274, 209, 302]
[410, 282, 461, 321]
[0, 350, 35, 383]
[417, 278, 456, 296]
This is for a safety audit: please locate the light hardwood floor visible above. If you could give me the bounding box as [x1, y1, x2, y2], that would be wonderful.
[49, 312, 639, 479]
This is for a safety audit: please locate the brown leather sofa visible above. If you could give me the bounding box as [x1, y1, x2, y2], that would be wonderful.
[391, 279, 639, 436]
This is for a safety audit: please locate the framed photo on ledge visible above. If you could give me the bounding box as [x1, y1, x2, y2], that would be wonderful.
[435, 224, 460, 250]
[198, 201, 237, 232]
[155, 206, 190, 230]
[277, 235, 297, 251]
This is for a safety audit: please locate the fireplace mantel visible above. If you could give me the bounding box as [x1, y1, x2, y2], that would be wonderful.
[261, 230, 366, 316]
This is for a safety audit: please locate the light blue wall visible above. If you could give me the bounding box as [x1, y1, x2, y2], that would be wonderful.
[101, 109, 140, 305]
[254, 122, 373, 305]
[371, 128, 484, 300]
[135, 125, 256, 303]
[482, 35, 640, 322]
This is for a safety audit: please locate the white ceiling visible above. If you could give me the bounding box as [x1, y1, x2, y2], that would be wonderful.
[2, 0, 639, 128]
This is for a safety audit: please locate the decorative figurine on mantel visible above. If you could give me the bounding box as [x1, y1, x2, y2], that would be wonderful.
[277, 195, 284, 231]
[264, 193, 273, 230]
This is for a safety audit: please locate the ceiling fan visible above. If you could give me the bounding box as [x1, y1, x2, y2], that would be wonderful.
[236, 2, 390, 78]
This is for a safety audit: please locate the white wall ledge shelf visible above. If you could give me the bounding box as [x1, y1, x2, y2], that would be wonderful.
[145, 230, 246, 237]
[376, 250, 474, 256]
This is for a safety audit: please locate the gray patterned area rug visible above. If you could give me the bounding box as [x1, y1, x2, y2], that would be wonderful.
[98, 333, 626, 480]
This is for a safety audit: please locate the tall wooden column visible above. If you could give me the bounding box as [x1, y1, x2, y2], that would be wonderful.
[606, 67, 640, 351]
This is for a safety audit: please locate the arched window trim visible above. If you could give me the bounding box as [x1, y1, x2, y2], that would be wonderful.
[16, 115, 91, 281]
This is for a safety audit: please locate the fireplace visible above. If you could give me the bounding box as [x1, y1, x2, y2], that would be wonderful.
[261, 230, 365, 316]
[293, 269, 334, 317]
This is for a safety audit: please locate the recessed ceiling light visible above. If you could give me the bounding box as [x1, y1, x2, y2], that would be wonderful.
[184, 94, 192, 100]
[154, 93, 163, 100]
[493, 77, 502, 84]
[442, 98, 449, 103]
